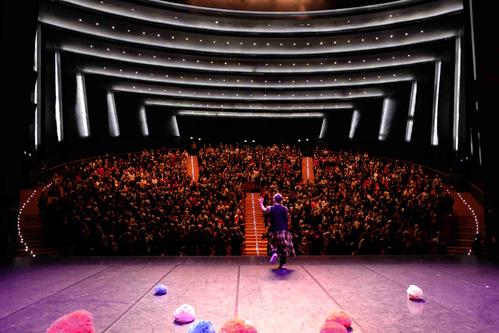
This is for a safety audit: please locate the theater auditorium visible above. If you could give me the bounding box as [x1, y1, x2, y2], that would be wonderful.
[1, 0, 498, 332]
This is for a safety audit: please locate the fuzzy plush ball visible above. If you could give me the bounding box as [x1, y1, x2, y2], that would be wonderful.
[153, 284, 168, 296]
[407, 284, 424, 301]
[173, 304, 196, 323]
[325, 310, 352, 328]
[46, 310, 95, 333]
[187, 319, 216, 333]
[219, 318, 257, 333]
[319, 321, 348, 333]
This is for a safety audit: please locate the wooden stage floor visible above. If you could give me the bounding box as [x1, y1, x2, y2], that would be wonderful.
[1, 256, 498, 332]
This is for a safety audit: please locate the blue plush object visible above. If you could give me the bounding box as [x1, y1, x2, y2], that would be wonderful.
[187, 319, 216, 333]
[153, 284, 168, 295]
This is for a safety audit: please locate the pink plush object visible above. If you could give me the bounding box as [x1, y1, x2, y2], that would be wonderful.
[407, 284, 424, 301]
[45, 310, 95, 333]
[219, 318, 257, 333]
[320, 321, 348, 333]
[325, 310, 352, 328]
[173, 304, 196, 323]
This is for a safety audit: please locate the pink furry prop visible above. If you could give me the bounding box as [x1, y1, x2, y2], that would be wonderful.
[320, 321, 348, 333]
[45, 310, 95, 333]
[407, 284, 424, 301]
[325, 310, 352, 328]
[173, 304, 196, 323]
[219, 318, 258, 333]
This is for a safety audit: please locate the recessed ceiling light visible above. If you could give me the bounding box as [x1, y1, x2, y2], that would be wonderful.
[90, 45, 93, 48]
[375, 37, 379, 40]
[78, 18, 82, 22]
[390, 35, 394, 38]
[420, 30, 424, 33]
[142, 32, 146, 35]
[215, 20, 219, 24]
[95, 22, 100, 26]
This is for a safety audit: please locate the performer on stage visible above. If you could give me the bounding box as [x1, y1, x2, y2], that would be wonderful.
[259, 193, 295, 269]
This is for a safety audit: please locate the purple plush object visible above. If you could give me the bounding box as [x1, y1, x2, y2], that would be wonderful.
[153, 283, 168, 295]
[187, 319, 216, 333]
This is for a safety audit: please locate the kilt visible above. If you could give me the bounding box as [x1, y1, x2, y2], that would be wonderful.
[269, 230, 296, 257]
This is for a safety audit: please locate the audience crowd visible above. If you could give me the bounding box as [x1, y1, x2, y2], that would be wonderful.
[262, 149, 454, 255]
[40, 144, 453, 256]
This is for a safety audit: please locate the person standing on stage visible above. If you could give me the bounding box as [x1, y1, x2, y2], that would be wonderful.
[259, 193, 295, 269]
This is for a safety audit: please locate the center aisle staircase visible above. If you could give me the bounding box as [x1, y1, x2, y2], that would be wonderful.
[186, 155, 199, 183]
[243, 193, 268, 256]
[302, 157, 315, 183]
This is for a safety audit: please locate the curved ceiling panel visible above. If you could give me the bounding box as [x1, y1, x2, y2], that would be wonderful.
[59, 0, 462, 34]
[40, 2, 461, 56]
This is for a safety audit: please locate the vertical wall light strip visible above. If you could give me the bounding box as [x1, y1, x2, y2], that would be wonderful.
[319, 117, 328, 139]
[431, 60, 442, 146]
[470, 127, 474, 156]
[349, 110, 360, 139]
[34, 24, 42, 149]
[75, 72, 90, 137]
[139, 105, 149, 136]
[468, 0, 477, 80]
[106, 91, 120, 137]
[379, 97, 396, 141]
[33, 29, 38, 72]
[54, 50, 64, 142]
[477, 131, 482, 166]
[170, 115, 180, 136]
[453, 36, 462, 151]
[405, 81, 418, 142]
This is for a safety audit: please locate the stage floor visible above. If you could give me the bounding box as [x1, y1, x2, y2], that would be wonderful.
[1, 256, 499, 333]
